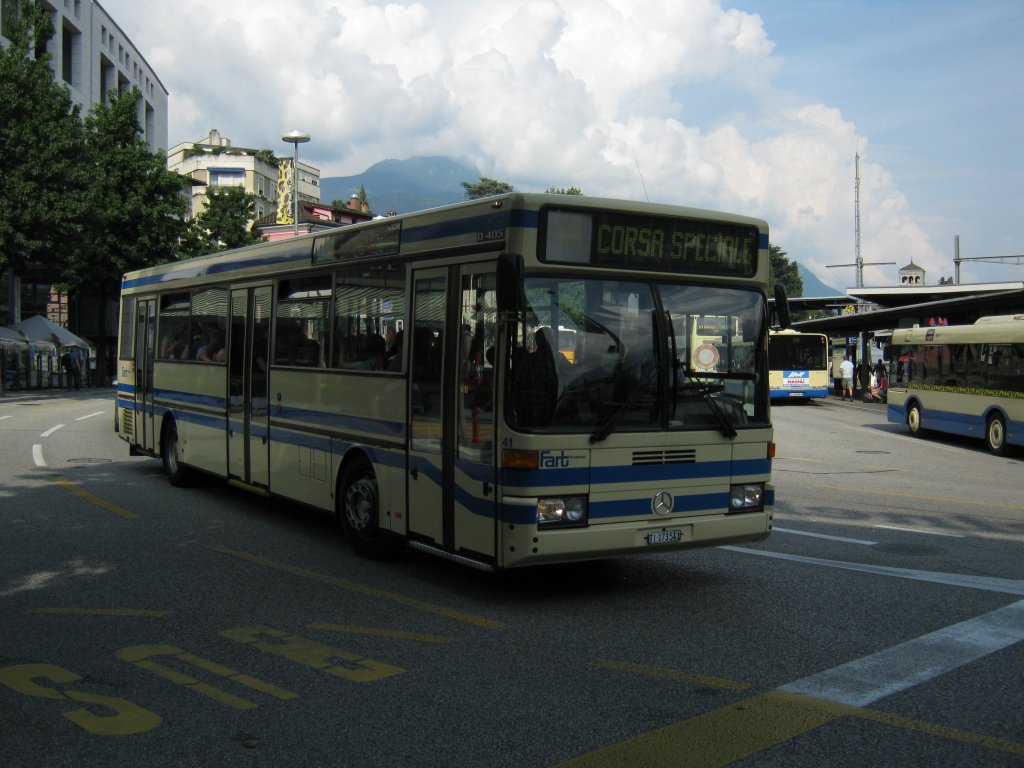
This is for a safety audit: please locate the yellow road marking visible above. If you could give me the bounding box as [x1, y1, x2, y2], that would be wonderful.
[594, 659, 748, 692]
[557, 683, 1024, 767]
[815, 483, 1024, 510]
[55, 477, 137, 519]
[557, 691, 840, 768]
[212, 545, 508, 630]
[27, 608, 169, 617]
[308, 623, 454, 644]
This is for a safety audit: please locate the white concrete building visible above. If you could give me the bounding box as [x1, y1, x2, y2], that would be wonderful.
[0, 0, 168, 151]
[167, 129, 321, 224]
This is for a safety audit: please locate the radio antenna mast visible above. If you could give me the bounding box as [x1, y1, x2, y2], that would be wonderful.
[635, 156, 650, 202]
[826, 148, 893, 287]
[854, 150, 862, 288]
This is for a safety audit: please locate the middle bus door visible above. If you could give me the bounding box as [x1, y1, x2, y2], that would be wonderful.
[407, 265, 498, 563]
[407, 269, 449, 547]
[227, 286, 272, 487]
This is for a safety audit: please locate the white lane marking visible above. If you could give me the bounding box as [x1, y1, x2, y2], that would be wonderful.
[32, 444, 46, 467]
[774, 527, 877, 545]
[779, 599, 1024, 707]
[874, 524, 965, 539]
[40, 424, 65, 437]
[722, 546, 1024, 596]
[75, 411, 105, 421]
[0, 415, 12, 421]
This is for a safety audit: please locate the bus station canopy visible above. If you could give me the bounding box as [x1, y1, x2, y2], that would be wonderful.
[12, 315, 91, 349]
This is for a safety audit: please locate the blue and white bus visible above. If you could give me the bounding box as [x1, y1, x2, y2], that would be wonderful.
[768, 329, 830, 400]
[887, 315, 1024, 454]
[116, 194, 779, 568]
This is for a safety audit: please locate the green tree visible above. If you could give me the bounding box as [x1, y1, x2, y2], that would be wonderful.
[0, 0, 89, 275]
[769, 243, 803, 298]
[64, 88, 188, 383]
[182, 186, 260, 257]
[545, 186, 584, 195]
[461, 177, 514, 199]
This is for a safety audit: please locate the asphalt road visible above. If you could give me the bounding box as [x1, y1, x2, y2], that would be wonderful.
[1, 388, 1022, 767]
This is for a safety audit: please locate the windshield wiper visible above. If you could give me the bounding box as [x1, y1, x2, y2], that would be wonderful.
[677, 365, 737, 439]
[589, 361, 658, 444]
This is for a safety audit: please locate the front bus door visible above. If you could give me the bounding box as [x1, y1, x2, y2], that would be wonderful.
[407, 265, 498, 565]
[227, 286, 272, 487]
[133, 298, 157, 454]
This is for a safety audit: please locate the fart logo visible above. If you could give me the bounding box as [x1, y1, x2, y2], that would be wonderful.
[539, 450, 586, 468]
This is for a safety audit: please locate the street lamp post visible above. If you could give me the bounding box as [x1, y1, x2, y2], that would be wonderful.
[282, 130, 310, 237]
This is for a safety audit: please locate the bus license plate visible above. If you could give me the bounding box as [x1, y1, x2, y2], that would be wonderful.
[647, 530, 681, 545]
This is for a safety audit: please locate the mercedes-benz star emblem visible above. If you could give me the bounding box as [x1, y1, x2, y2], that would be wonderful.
[652, 490, 673, 516]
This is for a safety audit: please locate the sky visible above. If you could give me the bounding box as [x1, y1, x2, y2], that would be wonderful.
[99, 0, 1024, 293]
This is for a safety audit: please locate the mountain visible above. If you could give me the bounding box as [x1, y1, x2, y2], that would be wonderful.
[320, 156, 479, 215]
[798, 264, 844, 298]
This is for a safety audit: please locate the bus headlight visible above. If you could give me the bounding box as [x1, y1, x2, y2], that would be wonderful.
[537, 496, 588, 527]
[729, 483, 764, 512]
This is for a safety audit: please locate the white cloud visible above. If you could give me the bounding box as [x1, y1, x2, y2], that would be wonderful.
[103, 0, 973, 291]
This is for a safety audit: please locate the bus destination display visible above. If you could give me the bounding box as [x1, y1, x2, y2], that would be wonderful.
[543, 209, 758, 277]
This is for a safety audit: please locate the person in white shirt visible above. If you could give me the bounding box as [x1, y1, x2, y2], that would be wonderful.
[839, 356, 855, 400]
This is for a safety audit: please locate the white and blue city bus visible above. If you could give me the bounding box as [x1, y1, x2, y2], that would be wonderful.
[768, 329, 830, 400]
[887, 315, 1024, 454]
[116, 193, 779, 569]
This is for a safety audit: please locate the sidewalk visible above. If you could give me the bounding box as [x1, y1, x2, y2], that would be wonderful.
[823, 390, 887, 408]
[0, 385, 114, 402]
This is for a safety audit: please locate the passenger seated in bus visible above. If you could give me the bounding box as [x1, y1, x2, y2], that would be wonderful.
[383, 330, 404, 371]
[514, 327, 562, 427]
[196, 329, 225, 362]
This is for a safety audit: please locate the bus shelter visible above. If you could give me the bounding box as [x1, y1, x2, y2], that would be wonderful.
[8, 315, 93, 390]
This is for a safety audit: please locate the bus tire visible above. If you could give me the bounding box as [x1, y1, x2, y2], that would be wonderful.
[986, 413, 1008, 456]
[338, 458, 395, 559]
[907, 402, 924, 436]
[161, 418, 195, 487]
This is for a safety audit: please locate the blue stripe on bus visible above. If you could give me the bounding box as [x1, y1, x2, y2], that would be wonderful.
[770, 388, 830, 399]
[155, 388, 227, 410]
[401, 208, 538, 245]
[274, 405, 405, 438]
[591, 492, 729, 518]
[121, 248, 311, 289]
[501, 458, 771, 490]
[888, 402, 1023, 447]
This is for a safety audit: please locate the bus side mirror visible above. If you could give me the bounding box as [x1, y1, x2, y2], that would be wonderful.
[497, 252, 523, 314]
[773, 284, 792, 329]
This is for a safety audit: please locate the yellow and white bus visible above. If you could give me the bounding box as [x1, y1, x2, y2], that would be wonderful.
[887, 315, 1024, 454]
[116, 193, 778, 569]
[768, 329, 830, 400]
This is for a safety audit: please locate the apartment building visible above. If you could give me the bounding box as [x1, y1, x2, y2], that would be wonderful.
[0, 0, 168, 151]
[1, 0, 167, 330]
[167, 129, 321, 224]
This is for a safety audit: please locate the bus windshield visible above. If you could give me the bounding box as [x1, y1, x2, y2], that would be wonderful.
[510, 277, 766, 435]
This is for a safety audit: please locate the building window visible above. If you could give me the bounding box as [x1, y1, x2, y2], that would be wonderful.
[209, 169, 245, 188]
[61, 22, 81, 87]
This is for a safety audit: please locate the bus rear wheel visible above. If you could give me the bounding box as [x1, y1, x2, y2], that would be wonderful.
[986, 413, 1007, 456]
[907, 402, 923, 436]
[338, 458, 395, 559]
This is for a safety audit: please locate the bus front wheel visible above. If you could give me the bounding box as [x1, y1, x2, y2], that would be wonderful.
[161, 419, 195, 486]
[986, 413, 1008, 456]
[907, 403, 923, 436]
[338, 458, 395, 559]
